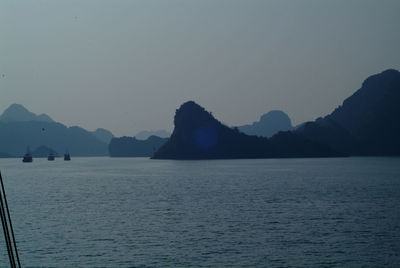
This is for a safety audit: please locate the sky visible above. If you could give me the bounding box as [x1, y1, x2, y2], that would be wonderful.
[1, 0, 399, 137]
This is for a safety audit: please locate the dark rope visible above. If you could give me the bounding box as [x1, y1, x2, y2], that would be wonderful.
[0, 189, 16, 268]
[0, 202, 14, 267]
[0, 173, 21, 267]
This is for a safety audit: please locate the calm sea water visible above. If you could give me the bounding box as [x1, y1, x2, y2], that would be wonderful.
[0, 157, 399, 267]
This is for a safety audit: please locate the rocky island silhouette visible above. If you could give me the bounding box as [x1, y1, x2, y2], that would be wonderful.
[153, 69, 400, 159]
[1, 69, 399, 159]
[152, 101, 339, 159]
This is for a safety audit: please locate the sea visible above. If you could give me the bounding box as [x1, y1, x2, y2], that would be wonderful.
[0, 157, 399, 267]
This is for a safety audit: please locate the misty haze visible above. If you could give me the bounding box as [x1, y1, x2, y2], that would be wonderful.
[1, 1, 400, 267]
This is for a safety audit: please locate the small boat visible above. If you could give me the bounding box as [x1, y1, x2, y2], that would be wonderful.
[64, 151, 71, 161]
[22, 147, 33, 163]
[48, 152, 55, 161]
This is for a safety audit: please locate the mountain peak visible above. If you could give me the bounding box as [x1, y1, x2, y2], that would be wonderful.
[238, 110, 293, 138]
[0, 103, 54, 123]
[361, 68, 399, 88]
[174, 101, 216, 131]
[135, 130, 170, 140]
[4, 103, 30, 114]
[177, 101, 209, 116]
[92, 128, 114, 144]
[259, 110, 291, 123]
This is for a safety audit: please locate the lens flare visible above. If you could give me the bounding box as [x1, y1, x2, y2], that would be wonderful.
[194, 125, 217, 150]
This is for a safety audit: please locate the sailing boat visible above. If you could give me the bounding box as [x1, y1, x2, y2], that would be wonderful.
[64, 150, 71, 161]
[47, 152, 55, 161]
[22, 147, 33, 163]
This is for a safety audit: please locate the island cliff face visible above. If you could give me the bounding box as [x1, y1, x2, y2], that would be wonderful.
[153, 101, 338, 159]
[297, 69, 400, 155]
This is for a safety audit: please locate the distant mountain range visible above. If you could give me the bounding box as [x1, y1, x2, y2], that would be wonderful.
[2, 69, 398, 159]
[0, 103, 54, 123]
[154, 69, 400, 159]
[109, 136, 168, 157]
[135, 130, 170, 140]
[106, 129, 170, 158]
[0, 104, 114, 157]
[31, 145, 59, 158]
[237, 110, 293, 138]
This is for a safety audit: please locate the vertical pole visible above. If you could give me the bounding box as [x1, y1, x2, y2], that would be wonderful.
[0, 188, 16, 268]
[0, 172, 21, 267]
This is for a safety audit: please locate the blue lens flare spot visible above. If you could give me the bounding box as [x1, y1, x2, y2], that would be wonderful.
[194, 125, 217, 150]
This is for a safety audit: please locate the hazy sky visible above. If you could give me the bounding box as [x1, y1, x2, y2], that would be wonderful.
[1, 0, 399, 137]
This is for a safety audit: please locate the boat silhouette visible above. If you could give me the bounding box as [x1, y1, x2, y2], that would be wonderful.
[47, 152, 55, 161]
[22, 147, 33, 163]
[64, 150, 71, 161]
